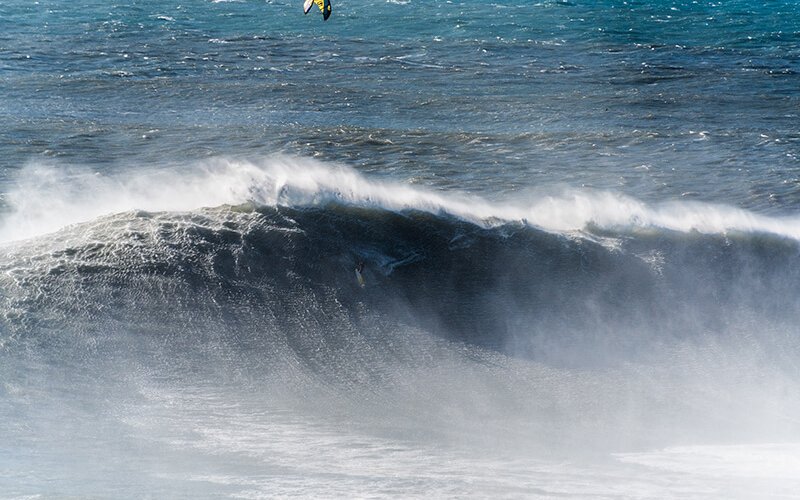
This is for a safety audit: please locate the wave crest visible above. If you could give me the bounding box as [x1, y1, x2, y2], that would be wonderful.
[3, 156, 800, 243]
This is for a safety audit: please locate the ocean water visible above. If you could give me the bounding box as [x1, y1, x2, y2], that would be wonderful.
[1, 0, 800, 498]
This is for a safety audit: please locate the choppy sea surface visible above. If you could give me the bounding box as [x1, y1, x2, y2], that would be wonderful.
[1, 1, 800, 498]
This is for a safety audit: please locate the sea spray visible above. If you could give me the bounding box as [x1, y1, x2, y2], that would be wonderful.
[5, 156, 800, 245]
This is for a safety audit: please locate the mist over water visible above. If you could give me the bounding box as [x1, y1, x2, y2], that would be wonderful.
[1, 158, 799, 497]
[2, 0, 800, 498]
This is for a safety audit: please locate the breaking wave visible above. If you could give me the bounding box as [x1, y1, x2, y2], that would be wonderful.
[1, 156, 799, 472]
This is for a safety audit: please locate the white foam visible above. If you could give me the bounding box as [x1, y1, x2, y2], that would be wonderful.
[2, 156, 800, 243]
[616, 443, 800, 480]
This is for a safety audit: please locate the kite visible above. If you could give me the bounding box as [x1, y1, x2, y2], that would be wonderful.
[304, 0, 332, 20]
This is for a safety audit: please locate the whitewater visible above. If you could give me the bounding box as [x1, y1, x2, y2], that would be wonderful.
[6, 157, 800, 242]
[2, 0, 800, 498]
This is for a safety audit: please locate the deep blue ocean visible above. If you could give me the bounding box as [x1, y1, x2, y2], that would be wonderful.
[2, 1, 800, 498]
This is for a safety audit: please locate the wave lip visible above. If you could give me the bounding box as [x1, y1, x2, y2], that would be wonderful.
[3, 156, 800, 244]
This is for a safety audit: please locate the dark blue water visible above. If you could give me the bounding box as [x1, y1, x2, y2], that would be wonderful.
[2, 1, 800, 498]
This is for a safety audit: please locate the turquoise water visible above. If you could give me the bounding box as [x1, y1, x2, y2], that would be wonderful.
[2, 2, 800, 498]
[2, 1, 799, 206]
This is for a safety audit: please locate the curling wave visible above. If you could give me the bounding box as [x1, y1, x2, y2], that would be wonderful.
[2, 157, 800, 463]
[2, 190, 800, 367]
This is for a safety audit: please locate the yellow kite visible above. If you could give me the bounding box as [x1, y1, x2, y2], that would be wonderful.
[304, 0, 332, 20]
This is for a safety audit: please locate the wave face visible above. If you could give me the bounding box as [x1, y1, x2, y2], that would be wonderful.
[1, 159, 800, 497]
